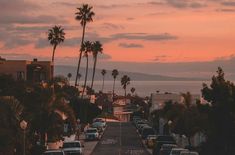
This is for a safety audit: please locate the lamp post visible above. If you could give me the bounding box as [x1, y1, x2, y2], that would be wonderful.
[168, 120, 172, 135]
[20, 120, 28, 155]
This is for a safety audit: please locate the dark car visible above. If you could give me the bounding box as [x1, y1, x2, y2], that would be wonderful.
[156, 135, 176, 143]
[141, 127, 155, 139]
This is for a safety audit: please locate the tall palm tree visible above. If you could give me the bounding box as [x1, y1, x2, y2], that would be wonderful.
[48, 25, 65, 62]
[121, 75, 131, 103]
[75, 4, 95, 86]
[101, 69, 106, 92]
[90, 41, 103, 90]
[81, 41, 92, 98]
[112, 69, 119, 99]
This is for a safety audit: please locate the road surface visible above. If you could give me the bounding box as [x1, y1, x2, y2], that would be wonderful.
[91, 122, 150, 155]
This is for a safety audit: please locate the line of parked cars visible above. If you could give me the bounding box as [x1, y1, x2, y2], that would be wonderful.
[43, 118, 107, 155]
[132, 116, 199, 155]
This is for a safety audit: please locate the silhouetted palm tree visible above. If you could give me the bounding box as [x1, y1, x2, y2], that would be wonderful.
[81, 41, 92, 98]
[67, 73, 72, 83]
[121, 75, 130, 103]
[75, 4, 95, 86]
[101, 69, 106, 92]
[90, 41, 103, 90]
[112, 69, 119, 99]
[131, 87, 136, 95]
[48, 25, 65, 62]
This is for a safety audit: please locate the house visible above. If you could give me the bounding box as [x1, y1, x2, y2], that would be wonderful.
[150, 93, 182, 112]
[150, 93, 201, 112]
[113, 104, 132, 122]
[0, 58, 53, 82]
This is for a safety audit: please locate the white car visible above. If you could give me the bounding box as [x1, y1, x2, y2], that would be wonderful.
[180, 151, 199, 155]
[85, 128, 100, 141]
[62, 141, 84, 155]
[43, 150, 65, 155]
[170, 148, 188, 155]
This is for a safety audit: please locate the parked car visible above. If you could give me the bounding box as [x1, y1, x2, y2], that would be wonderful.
[180, 151, 199, 155]
[85, 128, 100, 141]
[62, 141, 84, 155]
[138, 124, 150, 133]
[92, 121, 105, 132]
[156, 135, 176, 143]
[141, 127, 155, 139]
[146, 135, 157, 148]
[43, 150, 65, 155]
[170, 148, 188, 155]
[159, 144, 177, 155]
[152, 135, 176, 155]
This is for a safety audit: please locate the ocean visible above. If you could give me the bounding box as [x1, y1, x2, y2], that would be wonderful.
[71, 80, 210, 97]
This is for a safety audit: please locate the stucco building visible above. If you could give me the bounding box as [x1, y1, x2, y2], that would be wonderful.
[0, 58, 53, 82]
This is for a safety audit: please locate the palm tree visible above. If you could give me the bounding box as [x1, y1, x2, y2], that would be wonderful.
[90, 41, 103, 90]
[131, 87, 136, 96]
[48, 25, 65, 62]
[112, 69, 119, 99]
[67, 73, 72, 83]
[121, 75, 131, 103]
[101, 69, 106, 92]
[75, 4, 95, 86]
[81, 41, 92, 98]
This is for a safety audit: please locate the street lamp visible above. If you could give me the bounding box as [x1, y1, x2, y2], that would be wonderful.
[168, 120, 172, 135]
[20, 120, 28, 155]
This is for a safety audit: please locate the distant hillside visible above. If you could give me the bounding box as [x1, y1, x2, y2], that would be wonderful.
[55, 65, 207, 81]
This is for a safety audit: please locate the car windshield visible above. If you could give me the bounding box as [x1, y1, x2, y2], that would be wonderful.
[86, 129, 97, 133]
[63, 142, 81, 148]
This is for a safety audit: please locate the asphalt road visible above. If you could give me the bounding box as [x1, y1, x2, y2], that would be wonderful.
[91, 122, 151, 155]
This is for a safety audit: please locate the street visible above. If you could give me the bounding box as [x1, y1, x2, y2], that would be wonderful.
[91, 122, 150, 155]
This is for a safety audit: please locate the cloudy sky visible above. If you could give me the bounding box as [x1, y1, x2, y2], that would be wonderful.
[0, 0, 235, 79]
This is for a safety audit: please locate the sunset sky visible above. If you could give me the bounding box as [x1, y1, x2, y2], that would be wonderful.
[0, 0, 235, 78]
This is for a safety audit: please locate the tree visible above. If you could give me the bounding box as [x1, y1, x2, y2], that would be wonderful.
[131, 87, 136, 95]
[101, 69, 106, 92]
[90, 41, 103, 90]
[112, 69, 119, 99]
[67, 73, 72, 83]
[81, 41, 92, 98]
[121, 75, 130, 103]
[0, 97, 24, 155]
[201, 67, 235, 155]
[181, 92, 192, 109]
[48, 25, 65, 62]
[75, 4, 95, 86]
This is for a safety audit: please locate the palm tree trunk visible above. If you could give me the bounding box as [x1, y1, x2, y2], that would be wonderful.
[124, 87, 127, 104]
[112, 78, 116, 100]
[75, 22, 86, 86]
[90, 56, 97, 90]
[51, 44, 57, 62]
[82, 56, 88, 98]
[102, 76, 105, 92]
